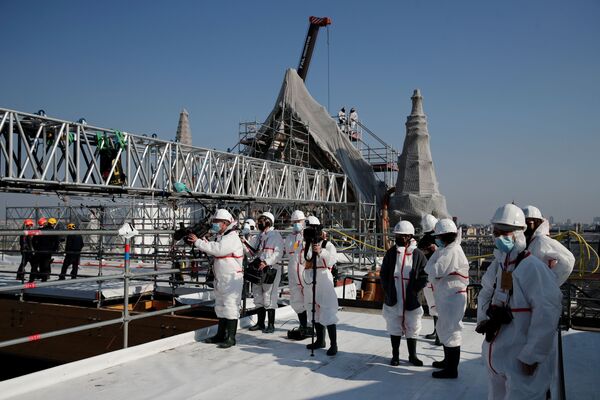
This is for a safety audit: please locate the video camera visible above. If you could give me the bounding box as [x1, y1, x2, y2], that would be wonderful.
[303, 225, 322, 244]
[476, 304, 514, 342]
[173, 219, 211, 242]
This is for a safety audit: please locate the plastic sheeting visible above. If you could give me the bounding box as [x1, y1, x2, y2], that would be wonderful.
[257, 69, 381, 203]
[393, 90, 449, 225]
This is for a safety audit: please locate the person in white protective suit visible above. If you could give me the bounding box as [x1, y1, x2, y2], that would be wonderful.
[476, 204, 562, 400]
[302, 216, 339, 356]
[240, 218, 258, 256]
[523, 205, 575, 286]
[425, 218, 469, 379]
[247, 212, 284, 334]
[187, 209, 244, 349]
[380, 221, 429, 366]
[285, 210, 311, 340]
[418, 214, 441, 345]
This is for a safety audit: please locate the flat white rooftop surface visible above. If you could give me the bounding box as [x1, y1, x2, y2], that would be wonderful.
[1, 307, 598, 400]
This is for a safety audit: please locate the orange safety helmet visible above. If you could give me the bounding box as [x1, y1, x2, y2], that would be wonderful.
[38, 217, 47, 226]
[24, 219, 34, 227]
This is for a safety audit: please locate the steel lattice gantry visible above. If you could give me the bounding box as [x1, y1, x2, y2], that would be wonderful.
[0, 108, 347, 204]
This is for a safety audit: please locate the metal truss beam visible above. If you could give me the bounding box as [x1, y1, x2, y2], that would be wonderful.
[0, 108, 347, 204]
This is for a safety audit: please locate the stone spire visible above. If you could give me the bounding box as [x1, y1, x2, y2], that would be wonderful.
[393, 89, 449, 225]
[176, 108, 192, 146]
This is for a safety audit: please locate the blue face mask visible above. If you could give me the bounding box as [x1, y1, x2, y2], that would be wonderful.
[210, 223, 221, 233]
[292, 222, 304, 233]
[435, 238, 445, 248]
[495, 235, 514, 253]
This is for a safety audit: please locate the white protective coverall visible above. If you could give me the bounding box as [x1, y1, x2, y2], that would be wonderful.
[423, 281, 437, 317]
[285, 232, 305, 313]
[424, 235, 469, 347]
[194, 228, 244, 320]
[477, 235, 562, 400]
[528, 219, 575, 286]
[383, 240, 424, 337]
[252, 227, 284, 310]
[303, 240, 339, 326]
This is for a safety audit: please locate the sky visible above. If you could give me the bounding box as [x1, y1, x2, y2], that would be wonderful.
[1, 0, 599, 224]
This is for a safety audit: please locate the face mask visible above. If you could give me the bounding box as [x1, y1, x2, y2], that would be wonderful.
[292, 223, 304, 233]
[435, 238, 445, 248]
[495, 235, 514, 253]
[210, 223, 221, 233]
[257, 223, 265, 231]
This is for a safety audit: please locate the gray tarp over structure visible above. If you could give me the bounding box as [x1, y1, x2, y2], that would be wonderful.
[257, 69, 381, 203]
[392, 89, 449, 226]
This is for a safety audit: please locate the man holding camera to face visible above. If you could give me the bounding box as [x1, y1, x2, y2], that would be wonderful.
[302, 216, 339, 356]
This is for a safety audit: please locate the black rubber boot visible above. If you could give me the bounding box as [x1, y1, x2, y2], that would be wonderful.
[407, 338, 423, 366]
[204, 318, 227, 344]
[326, 324, 338, 356]
[249, 307, 266, 331]
[432, 346, 459, 379]
[390, 335, 401, 366]
[298, 311, 308, 329]
[263, 309, 276, 333]
[306, 323, 326, 349]
[432, 345, 447, 369]
[425, 316, 438, 339]
[218, 319, 238, 349]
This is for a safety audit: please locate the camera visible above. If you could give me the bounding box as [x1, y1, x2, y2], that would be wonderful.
[173, 220, 211, 242]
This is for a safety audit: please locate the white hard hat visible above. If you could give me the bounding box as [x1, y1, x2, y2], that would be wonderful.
[259, 212, 275, 224]
[213, 209, 233, 222]
[291, 210, 305, 221]
[491, 204, 526, 229]
[306, 216, 320, 225]
[434, 219, 457, 235]
[244, 218, 256, 228]
[522, 205, 543, 220]
[393, 221, 415, 235]
[421, 214, 438, 233]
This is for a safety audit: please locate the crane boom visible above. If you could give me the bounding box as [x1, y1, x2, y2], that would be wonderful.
[297, 16, 332, 81]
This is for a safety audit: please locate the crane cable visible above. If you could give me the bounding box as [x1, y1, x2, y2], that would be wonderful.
[327, 25, 331, 113]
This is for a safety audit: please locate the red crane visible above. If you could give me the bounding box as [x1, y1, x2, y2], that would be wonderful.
[297, 16, 332, 81]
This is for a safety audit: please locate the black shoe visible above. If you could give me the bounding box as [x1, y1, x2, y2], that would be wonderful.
[263, 309, 275, 333]
[432, 345, 447, 369]
[432, 346, 460, 379]
[425, 316, 438, 339]
[218, 319, 238, 349]
[407, 338, 423, 367]
[390, 335, 401, 366]
[306, 323, 326, 349]
[249, 308, 266, 331]
[58, 275, 66, 281]
[204, 319, 227, 344]
[326, 325, 337, 356]
[434, 335, 441, 346]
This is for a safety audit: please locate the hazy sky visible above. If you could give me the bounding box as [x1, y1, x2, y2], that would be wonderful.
[1, 0, 598, 224]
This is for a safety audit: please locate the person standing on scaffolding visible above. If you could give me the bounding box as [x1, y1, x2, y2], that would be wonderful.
[418, 214, 441, 345]
[303, 216, 339, 356]
[31, 217, 60, 282]
[337, 107, 347, 134]
[16, 219, 35, 281]
[187, 209, 245, 349]
[380, 221, 428, 366]
[285, 210, 310, 340]
[248, 212, 284, 334]
[59, 223, 84, 280]
[349, 107, 358, 136]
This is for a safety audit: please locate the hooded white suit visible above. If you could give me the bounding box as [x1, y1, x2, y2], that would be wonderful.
[252, 227, 284, 310]
[285, 232, 306, 313]
[194, 227, 244, 320]
[424, 234, 469, 347]
[528, 220, 575, 286]
[303, 240, 338, 326]
[477, 232, 562, 400]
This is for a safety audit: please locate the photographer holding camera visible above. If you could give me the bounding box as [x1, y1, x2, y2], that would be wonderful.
[477, 204, 562, 399]
[186, 209, 244, 349]
[302, 216, 339, 356]
[247, 212, 284, 334]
